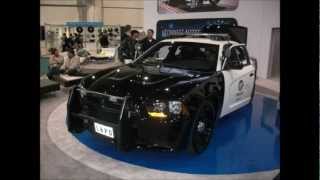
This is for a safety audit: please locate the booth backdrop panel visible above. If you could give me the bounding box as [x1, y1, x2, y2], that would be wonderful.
[103, 8, 144, 28]
[41, 6, 80, 25]
[156, 18, 238, 40]
[103, 0, 144, 8]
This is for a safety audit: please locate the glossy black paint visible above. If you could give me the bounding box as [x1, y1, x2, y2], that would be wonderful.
[67, 63, 225, 151]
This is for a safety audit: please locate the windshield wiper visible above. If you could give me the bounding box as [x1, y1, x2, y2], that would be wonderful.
[128, 62, 145, 71]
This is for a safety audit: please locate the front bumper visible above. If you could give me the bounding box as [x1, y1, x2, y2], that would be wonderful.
[67, 87, 191, 152]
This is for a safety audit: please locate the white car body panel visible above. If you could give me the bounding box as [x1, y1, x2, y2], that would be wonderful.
[162, 37, 256, 118]
[220, 64, 255, 117]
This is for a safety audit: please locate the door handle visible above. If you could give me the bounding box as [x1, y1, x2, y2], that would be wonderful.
[249, 73, 254, 77]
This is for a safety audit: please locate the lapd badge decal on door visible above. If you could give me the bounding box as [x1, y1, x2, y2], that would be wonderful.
[235, 80, 245, 100]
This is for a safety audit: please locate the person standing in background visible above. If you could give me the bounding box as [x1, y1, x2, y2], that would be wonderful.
[121, 25, 132, 41]
[72, 33, 78, 48]
[135, 31, 146, 58]
[75, 43, 90, 64]
[74, 33, 82, 47]
[47, 48, 64, 80]
[119, 30, 139, 62]
[67, 33, 74, 50]
[61, 33, 67, 52]
[99, 30, 109, 48]
[138, 31, 146, 41]
[141, 29, 158, 52]
[60, 49, 81, 76]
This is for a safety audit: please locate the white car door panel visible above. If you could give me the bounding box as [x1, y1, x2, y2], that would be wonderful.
[220, 45, 255, 117]
[229, 66, 254, 107]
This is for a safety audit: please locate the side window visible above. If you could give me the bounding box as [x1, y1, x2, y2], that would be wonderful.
[143, 45, 171, 64]
[238, 46, 250, 66]
[221, 44, 232, 69]
[230, 47, 241, 62]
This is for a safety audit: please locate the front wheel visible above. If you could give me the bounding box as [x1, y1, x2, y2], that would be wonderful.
[188, 101, 216, 154]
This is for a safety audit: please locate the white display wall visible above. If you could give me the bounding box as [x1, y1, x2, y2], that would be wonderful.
[102, 0, 144, 28]
[144, 0, 280, 79]
[40, 0, 144, 28]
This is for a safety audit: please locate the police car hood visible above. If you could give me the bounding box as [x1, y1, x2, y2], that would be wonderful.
[84, 64, 210, 99]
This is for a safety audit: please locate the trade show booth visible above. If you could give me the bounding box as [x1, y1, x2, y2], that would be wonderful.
[40, 1, 280, 180]
[40, 21, 124, 90]
[42, 22, 121, 53]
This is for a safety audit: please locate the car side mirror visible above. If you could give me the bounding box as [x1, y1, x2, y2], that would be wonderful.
[124, 59, 133, 64]
[228, 60, 243, 70]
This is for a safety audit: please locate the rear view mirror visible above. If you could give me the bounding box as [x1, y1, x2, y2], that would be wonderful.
[124, 59, 133, 64]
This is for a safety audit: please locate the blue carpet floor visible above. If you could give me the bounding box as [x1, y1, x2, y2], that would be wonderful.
[73, 94, 280, 174]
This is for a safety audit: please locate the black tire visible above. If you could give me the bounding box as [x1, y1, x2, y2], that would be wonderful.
[188, 101, 217, 154]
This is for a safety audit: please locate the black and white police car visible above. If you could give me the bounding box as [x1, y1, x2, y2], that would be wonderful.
[67, 25, 257, 154]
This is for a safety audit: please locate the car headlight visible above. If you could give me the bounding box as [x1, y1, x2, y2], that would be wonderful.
[147, 101, 183, 118]
[147, 102, 167, 118]
[152, 102, 166, 112]
[169, 101, 182, 114]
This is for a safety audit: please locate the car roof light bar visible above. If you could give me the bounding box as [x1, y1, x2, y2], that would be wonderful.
[164, 33, 231, 41]
[185, 33, 231, 41]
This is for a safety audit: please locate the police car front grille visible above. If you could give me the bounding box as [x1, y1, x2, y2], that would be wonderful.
[80, 91, 124, 124]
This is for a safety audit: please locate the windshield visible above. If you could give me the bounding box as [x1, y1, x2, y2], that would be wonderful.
[134, 41, 219, 71]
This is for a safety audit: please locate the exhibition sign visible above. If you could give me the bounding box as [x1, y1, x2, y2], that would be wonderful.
[158, 0, 239, 14]
[156, 18, 238, 40]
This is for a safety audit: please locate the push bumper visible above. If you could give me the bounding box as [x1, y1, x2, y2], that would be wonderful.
[67, 87, 191, 152]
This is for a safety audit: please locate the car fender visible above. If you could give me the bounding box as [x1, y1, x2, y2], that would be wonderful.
[183, 72, 224, 119]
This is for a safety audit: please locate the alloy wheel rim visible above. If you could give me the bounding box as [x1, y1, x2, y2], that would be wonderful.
[193, 105, 214, 152]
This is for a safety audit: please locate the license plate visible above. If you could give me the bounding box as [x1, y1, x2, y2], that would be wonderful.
[94, 122, 114, 138]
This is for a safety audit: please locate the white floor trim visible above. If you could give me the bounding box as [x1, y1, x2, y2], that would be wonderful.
[256, 77, 280, 94]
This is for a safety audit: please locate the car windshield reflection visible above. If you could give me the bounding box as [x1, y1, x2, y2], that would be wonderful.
[135, 42, 219, 72]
